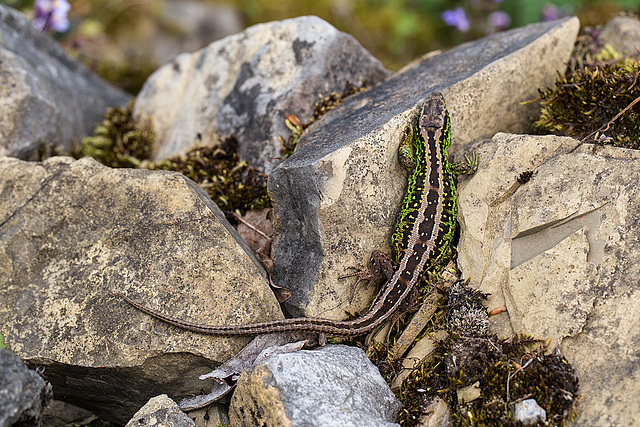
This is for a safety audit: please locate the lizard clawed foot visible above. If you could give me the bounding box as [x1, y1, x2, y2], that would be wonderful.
[340, 250, 395, 303]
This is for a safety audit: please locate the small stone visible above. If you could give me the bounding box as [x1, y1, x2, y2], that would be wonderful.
[513, 399, 546, 425]
[456, 381, 481, 404]
[125, 395, 195, 427]
[599, 16, 640, 56]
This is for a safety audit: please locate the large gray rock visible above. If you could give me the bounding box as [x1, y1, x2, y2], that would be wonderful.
[268, 17, 579, 319]
[133, 16, 391, 173]
[151, 0, 243, 65]
[457, 134, 640, 426]
[0, 348, 52, 427]
[0, 156, 282, 424]
[0, 5, 130, 159]
[599, 15, 640, 55]
[229, 344, 400, 426]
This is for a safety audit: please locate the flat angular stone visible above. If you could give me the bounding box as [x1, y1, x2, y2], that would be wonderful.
[0, 348, 52, 426]
[0, 156, 282, 423]
[456, 134, 640, 426]
[229, 344, 400, 426]
[0, 5, 130, 158]
[133, 16, 390, 173]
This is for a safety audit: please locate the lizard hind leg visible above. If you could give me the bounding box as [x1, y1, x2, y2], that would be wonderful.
[340, 250, 395, 304]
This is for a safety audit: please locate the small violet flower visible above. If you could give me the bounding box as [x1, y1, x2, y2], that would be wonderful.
[442, 7, 470, 33]
[541, 4, 561, 22]
[488, 11, 511, 30]
[32, 0, 70, 33]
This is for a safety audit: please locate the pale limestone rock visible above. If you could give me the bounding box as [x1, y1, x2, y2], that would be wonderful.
[416, 397, 452, 427]
[0, 5, 130, 159]
[229, 345, 400, 426]
[456, 381, 481, 404]
[457, 133, 640, 426]
[513, 399, 546, 425]
[0, 156, 281, 424]
[125, 395, 194, 427]
[269, 17, 579, 320]
[599, 15, 640, 55]
[133, 16, 390, 173]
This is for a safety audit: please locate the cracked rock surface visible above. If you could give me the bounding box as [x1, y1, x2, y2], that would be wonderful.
[229, 344, 400, 427]
[457, 133, 640, 426]
[0, 156, 282, 424]
[133, 15, 391, 174]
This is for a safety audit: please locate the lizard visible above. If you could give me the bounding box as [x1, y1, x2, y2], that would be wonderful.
[110, 92, 476, 337]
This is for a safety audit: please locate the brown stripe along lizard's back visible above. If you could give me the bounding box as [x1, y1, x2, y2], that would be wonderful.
[110, 92, 477, 336]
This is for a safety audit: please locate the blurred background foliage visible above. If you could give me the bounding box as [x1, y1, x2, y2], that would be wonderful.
[1, 0, 639, 94]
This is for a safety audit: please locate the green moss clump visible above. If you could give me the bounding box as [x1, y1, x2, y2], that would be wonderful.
[150, 138, 271, 221]
[391, 280, 579, 427]
[280, 84, 368, 158]
[78, 101, 153, 168]
[80, 104, 268, 221]
[534, 29, 640, 149]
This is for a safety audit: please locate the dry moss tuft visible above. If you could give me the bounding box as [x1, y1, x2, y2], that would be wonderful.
[150, 138, 271, 221]
[78, 101, 154, 168]
[534, 29, 640, 149]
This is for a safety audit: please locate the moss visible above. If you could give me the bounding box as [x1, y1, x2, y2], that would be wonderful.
[280, 84, 368, 158]
[150, 138, 271, 222]
[79, 103, 269, 221]
[77, 100, 153, 168]
[389, 280, 579, 427]
[534, 28, 640, 149]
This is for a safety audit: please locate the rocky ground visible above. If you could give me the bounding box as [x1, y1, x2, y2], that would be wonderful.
[1, 3, 639, 426]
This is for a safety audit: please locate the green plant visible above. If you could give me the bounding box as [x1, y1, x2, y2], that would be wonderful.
[78, 100, 154, 167]
[534, 51, 640, 149]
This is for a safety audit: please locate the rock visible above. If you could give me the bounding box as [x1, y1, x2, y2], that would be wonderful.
[133, 16, 391, 172]
[125, 395, 195, 427]
[151, 0, 243, 65]
[391, 330, 446, 391]
[0, 5, 130, 159]
[268, 17, 579, 319]
[0, 348, 52, 427]
[42, 400, 98, 426]
[456, 134, 640, 425]
[229, 344, 400, 426]
[513, 399, 546, 425]
[456, 381, 481, 404]
[0, 156, 282, 424]
[186, 404, 230, 427]
[599, 16, 640, 55]
[417, 397, 452, 427]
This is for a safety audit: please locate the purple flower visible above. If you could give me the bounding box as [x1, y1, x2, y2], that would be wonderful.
[488, 11, 511, 30]
[32, 0, 70, 33]
[442, 7, 470, 33]
[541, 4, 560, 21]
